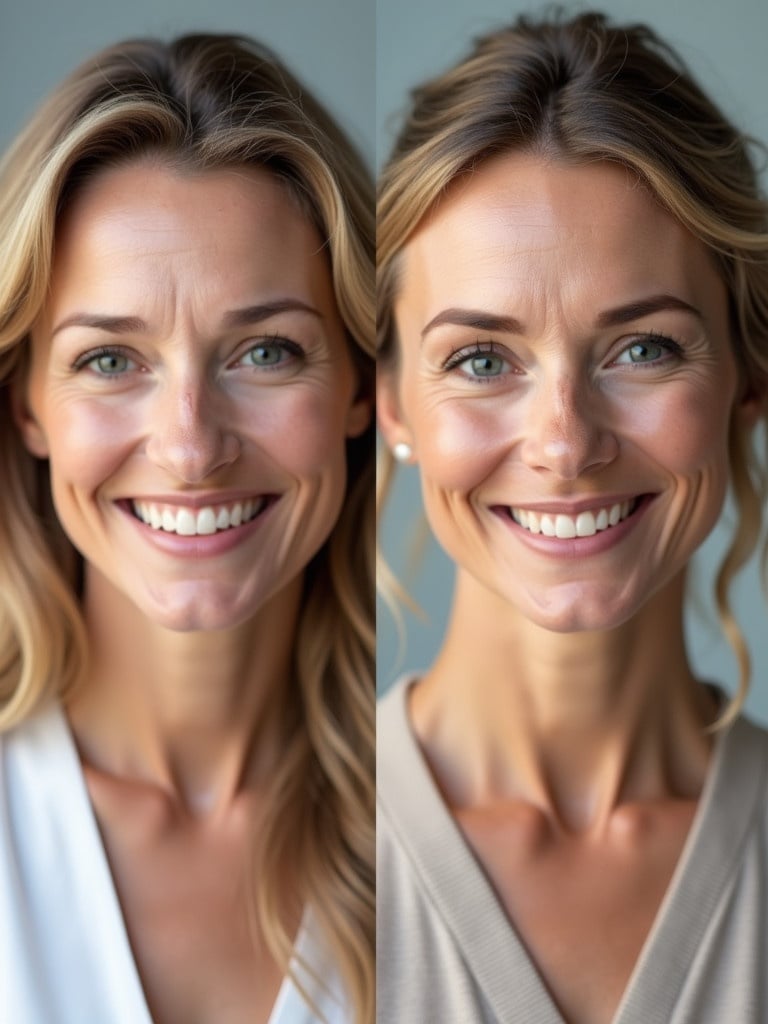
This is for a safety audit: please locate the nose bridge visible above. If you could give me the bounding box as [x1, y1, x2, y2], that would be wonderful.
[523, 360, 615, 478]
[147, 363, 239, 481]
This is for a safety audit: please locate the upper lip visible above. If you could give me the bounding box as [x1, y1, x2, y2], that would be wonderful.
[499, 493, 650, 515]
[118, 491, 271, 509]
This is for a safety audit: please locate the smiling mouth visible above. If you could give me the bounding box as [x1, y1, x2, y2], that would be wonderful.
[509, 497, 644, 539]
[130, 497, 269, 536]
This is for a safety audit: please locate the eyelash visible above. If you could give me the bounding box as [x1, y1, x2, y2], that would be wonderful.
[613, 331, 684, 366]
[72, 345, 136, 374]
[442, 341, 512, 376]
[441, 332, 686, 380]
[236, 334, 305, 369]
[71, 336, 306, 375]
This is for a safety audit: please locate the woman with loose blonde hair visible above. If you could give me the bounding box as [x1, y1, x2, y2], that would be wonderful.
[377, 11, 768, 1023]
[0, 33, 373, 1024]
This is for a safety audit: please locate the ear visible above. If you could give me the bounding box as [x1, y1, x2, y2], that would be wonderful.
[376, 365, 413, 457]
[345, 390, 373, 439]
[734, 381, 766, 431]
[10, 380, 49, 458]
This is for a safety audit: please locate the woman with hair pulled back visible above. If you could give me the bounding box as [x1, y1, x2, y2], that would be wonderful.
[377, 11, 768, 1024]
[0, 33, 374, 1024]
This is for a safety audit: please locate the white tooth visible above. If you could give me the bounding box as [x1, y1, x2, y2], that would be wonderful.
[608, 503, 621, 527]
[176, 508, 196, 536]
[230, 502, 243, 527]
[527, 511, 541, 534]
[511, 508, 522, 525]
[540, 514, 556, 537]
[252, 497, 265, 517]
[216, 507, 231, 529]
[162, 509, 177, 532]
[595, 508, 609, 531]
[620, 501, 630, 520]
[133, 502, 146, 523]
[519, 509, 530, 529]
[243, 499, 255, 521]
[555, 514, 577, 539]
[150, 505, 163, 530]
[197, 508, 217, 535]
[576, 511, 597, 537]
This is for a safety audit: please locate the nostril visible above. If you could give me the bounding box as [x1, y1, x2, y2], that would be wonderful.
[145, 419, 241, 481]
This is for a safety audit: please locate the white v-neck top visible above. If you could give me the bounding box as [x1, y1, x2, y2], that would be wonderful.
[377, 677, 768, 1024]
[0, 701, 349, 1024]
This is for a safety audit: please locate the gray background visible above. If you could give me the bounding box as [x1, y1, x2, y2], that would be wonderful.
[376, 0, 768, 727]
[0, 0, 374, 168]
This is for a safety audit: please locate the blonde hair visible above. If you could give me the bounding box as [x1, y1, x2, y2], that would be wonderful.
[378, 10, 768, 723]
[0, 35, 374, 1022]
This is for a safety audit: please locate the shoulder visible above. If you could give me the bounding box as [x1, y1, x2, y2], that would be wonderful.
[275, 913, 352, 1024]
[719, 713, 768, 823]
[377, 674, 413, 728]
[377, 675, 428, 829]
[0, 700, 72, 790]
[720, 712, 768, 791]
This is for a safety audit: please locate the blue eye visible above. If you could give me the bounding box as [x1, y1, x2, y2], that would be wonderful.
[75, 348, 136, 375]
[445, 343, 511, 380]
[614, 335, 682, 366]
[238, 337, 303, 370]
[244, 343, 286, 367]
[461, 352, 506, 377]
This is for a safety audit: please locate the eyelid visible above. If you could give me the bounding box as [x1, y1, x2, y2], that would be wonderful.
[71, 344, 140, 373]
[232, 334, 306, 368]
[441, 339, 513, 371]
[609, 331, 685, 366]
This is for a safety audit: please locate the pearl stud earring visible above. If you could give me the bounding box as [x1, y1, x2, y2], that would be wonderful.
[392, 441, 413, 463]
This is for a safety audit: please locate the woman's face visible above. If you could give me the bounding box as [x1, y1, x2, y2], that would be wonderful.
[379, 153, 750, 633]
[19, 161, 369, 632]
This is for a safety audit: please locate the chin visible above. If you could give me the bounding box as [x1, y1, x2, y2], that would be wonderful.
[142, 583, 267, 633]
[521, 582, 643, 635]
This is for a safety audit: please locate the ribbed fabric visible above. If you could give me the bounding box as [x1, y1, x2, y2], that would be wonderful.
[0, 700, 348, 1024]
[377, 677, 768, 1024]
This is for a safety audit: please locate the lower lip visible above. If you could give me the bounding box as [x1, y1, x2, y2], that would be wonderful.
[492, 495, 655, 558]
[118, 499, 277, 558]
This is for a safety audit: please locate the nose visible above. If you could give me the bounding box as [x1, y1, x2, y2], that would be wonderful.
[520, 373, 618, 480]
[145, 378, 241, 483]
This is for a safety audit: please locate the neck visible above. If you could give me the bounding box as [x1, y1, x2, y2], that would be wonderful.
[412, 569, 716, 835]
[66, 567, 303, 816]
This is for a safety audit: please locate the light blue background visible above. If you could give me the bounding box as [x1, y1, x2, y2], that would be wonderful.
[376, 0, 768, 727]
[0, 0, 374, 168]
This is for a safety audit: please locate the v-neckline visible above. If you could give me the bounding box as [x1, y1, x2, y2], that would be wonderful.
[48, 702, 299, 1024]
[378, 678, 767, 1024]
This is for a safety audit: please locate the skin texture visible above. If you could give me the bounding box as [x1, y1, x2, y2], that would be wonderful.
[378, 153, 754, 1024]
[17, 161, 370, 1024]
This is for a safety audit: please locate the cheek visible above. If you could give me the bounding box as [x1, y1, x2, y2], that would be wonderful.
[45, 398, 139, 496]
[619, 384, 733, 475]
[408, 393, 517, 492]
[252, 386, 352, 476]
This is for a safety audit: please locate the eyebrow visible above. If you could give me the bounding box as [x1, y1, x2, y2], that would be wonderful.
[595, 294, 704, 328]
[420, 293, 703, 339]
[51, 298, 323, 338]
[421, 309, 524, 339]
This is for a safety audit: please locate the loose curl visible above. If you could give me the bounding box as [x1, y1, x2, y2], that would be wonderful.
[378, 9, 768, 724]
[0, 35, 374, 1024]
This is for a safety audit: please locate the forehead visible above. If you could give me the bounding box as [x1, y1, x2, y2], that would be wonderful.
[397, 153, 723, 326]
[46, 160, 334, 322]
